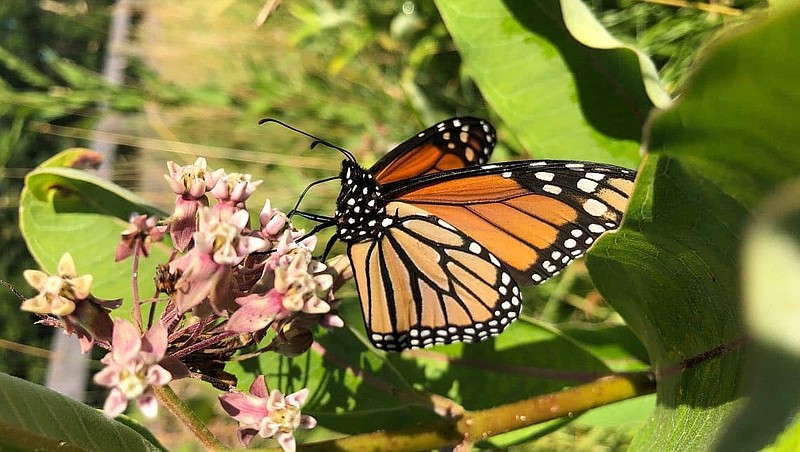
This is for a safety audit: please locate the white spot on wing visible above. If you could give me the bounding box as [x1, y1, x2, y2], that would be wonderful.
[543, 184, 562, 195]
[583, 199, 609, 217]
[588, 223, 606, 233]
[577, 179, 599, 193]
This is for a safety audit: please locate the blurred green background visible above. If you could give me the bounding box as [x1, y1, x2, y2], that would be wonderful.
[0, 0, 759, 449]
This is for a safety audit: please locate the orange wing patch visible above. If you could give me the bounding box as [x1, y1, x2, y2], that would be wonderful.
[374, 143, 450, 184]
[391, 168, 634, 283]
[346, 204, 521, 351]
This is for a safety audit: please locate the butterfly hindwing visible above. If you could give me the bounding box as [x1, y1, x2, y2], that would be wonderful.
[348, 201, 521, 350]
[371, 117, 496, 185]
[388, 161, 636, 284]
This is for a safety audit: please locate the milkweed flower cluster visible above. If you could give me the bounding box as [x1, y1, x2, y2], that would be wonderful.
[219, 375, 317, 451]
[18, 157, 349, 449]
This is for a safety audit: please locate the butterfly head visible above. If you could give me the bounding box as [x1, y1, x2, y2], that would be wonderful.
[335, 160, 386, 243]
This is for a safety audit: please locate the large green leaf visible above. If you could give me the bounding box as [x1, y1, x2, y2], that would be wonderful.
[713, 182, 800, 450]
[18, 149, 170, 313]
[0, 372, 164, 451]
[436, 0, 669, 168]
[586, 7, 800, 450]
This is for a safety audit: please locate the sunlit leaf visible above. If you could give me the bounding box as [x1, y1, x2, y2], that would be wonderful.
[436, 0, 669, 167]
[19, 149, 170, 314]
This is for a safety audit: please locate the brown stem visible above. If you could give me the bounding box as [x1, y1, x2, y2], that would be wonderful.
[153, 384, 229, 451]
[300, 372, 655, 451]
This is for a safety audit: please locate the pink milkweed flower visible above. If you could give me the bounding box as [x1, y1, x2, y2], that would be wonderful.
[164, 157, 224, 252]
[21, 253, 92, 316]
[227, 249, 332, 333]
[94, 320, 189, 418]
[170, 207, 266, 314]
[21, 253, 120, 352]
[219, 375, 316, 450]
[210, 171, 262, 216]
[258, 199, 290, 239]
[164, 157, 223, 198]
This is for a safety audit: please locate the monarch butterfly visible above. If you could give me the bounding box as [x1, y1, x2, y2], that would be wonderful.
[275, 117, 636, 351]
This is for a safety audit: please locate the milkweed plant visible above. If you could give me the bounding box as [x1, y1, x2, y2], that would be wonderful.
[17, 157, 350, 451]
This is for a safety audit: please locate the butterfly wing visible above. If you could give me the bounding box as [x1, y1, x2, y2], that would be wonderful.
[348, 201, 521, 350]
[385, 161, 636, 284]
[370, 117, 496, 185]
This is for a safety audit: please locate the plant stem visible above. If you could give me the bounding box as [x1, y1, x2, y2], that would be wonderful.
[153, 384, 229, 451]
[131, 240, 143, 331]
[300, 372, 656, 451]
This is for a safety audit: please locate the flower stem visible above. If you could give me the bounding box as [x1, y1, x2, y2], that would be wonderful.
[153, 384, 229, 451]
[300, 372, 656, 451]
[131, 240, 143, 331]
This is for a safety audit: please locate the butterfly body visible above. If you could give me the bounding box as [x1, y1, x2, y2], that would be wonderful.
[334, 161, 389, 243]
[308, 117, 635, 351]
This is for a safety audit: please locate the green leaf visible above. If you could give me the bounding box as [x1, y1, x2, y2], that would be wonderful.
[435, 0, 669, 168]
[19, 149, 170, 313]
[586, 6, 800, 450]
[0, 372, 164, 451]
[713, 181, 800, 451]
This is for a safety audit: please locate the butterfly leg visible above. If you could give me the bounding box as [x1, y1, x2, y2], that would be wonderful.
[287, 176, 339, 219]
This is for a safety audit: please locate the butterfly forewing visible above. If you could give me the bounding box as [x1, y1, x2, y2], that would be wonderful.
[371, 117, 496, 185]
[347, 201, 521, 351]
[389, 161, 636, 284]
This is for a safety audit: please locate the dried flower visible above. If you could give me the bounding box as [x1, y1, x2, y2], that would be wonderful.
[219, 376, 316, 450]
[115, 213, 164, 262]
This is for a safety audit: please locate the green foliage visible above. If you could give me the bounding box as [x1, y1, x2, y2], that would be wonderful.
[589, 0, 762, 92]
[0, 372, 165, 451]
[437, 0, 669, 168]
[587, 5, 800, 449]
[0, 0, 115, 383]
[19, 149, 170, 307]
[3, 0, 786, 450]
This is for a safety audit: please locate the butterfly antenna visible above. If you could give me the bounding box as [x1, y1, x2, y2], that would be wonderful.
[259, 118, 356, 162]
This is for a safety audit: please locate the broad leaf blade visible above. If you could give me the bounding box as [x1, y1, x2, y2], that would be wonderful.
[0, 372, 164, 451]
[436, 0, 668, 167]
[586, 7, 800, 450]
